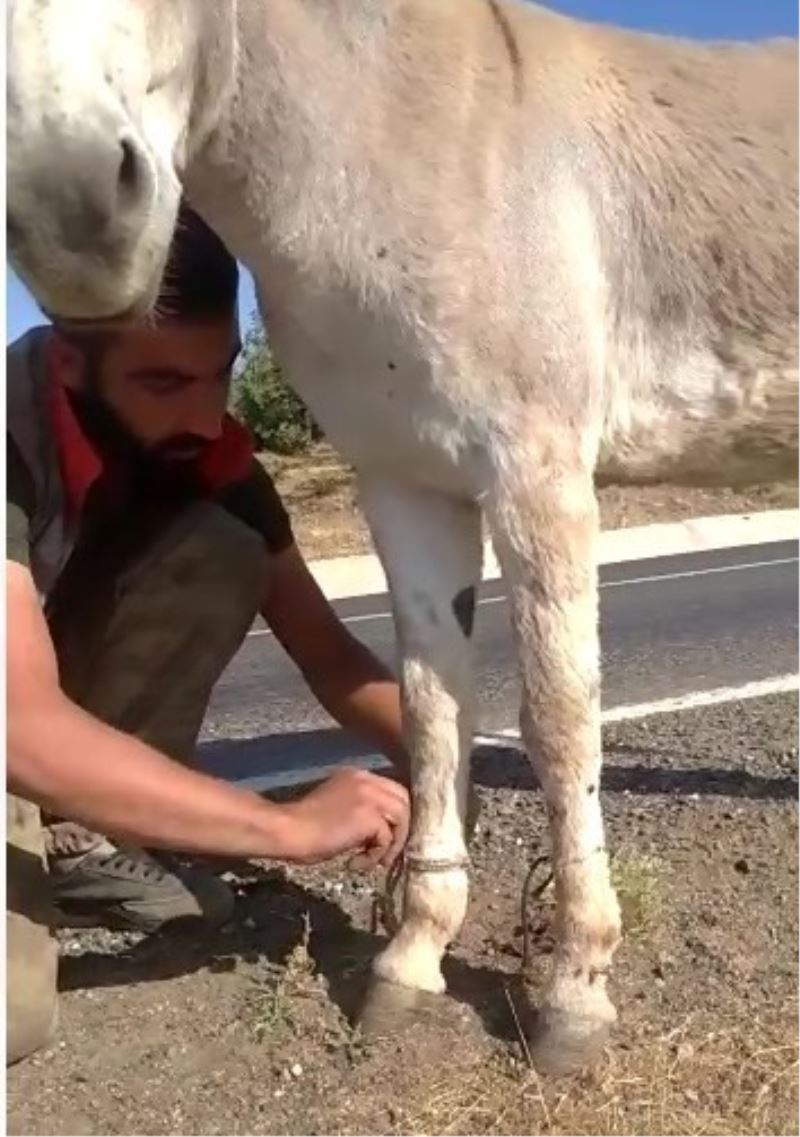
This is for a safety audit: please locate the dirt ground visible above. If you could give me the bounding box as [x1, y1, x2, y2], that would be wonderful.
[8, 694, 798, 1137]
[261, 445, 798, 561]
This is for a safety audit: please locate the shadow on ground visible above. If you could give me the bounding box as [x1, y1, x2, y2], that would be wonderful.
[199, 729, 797, 802]
[58, 869, 515, 1044]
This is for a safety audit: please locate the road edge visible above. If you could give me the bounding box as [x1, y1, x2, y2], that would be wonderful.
[307, 508, 799, 600]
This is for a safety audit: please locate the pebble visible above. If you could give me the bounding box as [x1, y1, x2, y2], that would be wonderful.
[290, 1063, 304, 1079]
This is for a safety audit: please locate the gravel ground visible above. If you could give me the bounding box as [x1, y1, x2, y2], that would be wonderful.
[8, 693, 798, 1136]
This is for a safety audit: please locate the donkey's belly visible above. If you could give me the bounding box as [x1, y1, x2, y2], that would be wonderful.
[598, 343, 798, 487]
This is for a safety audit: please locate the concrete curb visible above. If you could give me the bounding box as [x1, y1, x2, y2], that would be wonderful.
[307, 508, 798, 601]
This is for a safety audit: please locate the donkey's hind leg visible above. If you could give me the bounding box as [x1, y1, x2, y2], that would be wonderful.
[356, 478, 482, 1031]
[486, 448, 621, 1075]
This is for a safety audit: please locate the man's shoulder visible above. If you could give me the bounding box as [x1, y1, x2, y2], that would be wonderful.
[7, 326, 51, 415]
[7, 324, 50, 365]
[217, 456, 295, 556]
[6, 325, 62, 573]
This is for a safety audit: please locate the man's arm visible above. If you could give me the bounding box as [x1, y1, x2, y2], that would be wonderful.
[7, 561, 408, 864]
[261, 543, 411, 781]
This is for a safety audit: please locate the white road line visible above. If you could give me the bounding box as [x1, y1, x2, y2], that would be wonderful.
[247, 554, 797, 637]
[223, 674, 799, 792]
[474, 673, 800, 747]
[599, 556, 797, 590]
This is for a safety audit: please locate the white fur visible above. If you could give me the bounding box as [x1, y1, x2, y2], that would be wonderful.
[360, 480, 481, 991]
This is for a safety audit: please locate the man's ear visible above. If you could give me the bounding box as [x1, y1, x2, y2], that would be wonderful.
[47, 332, 85, 391]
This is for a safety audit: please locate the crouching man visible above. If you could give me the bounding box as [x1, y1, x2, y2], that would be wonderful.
[7, 208, 411, 1064]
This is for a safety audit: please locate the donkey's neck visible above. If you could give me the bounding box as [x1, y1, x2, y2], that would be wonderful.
[187, 0, 388, 259]
[185, 0, 482, 288]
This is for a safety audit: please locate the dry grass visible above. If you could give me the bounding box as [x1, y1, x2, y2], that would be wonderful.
[612, 850, 663, 937]
[391, 1007, 799, 1136]
[247, 912, 317, 1042]
[261, 444, 798, 562]
[261, 445, 370, 559]
[246, 911, 363, 1063]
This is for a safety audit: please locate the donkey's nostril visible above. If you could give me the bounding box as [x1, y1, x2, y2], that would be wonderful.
[118, 136, 143, 201]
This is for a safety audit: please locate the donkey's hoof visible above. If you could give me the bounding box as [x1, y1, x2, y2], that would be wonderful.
[527, 1005, 612, 1076]
[356, 976, 442, 1038]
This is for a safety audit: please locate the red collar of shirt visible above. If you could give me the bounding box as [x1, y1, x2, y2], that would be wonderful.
[45, 338, 256, 517]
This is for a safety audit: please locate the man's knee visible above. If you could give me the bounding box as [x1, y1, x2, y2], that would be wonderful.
[158, 502, 265, 606]
[7, 911, 59, 1065]
[126, 502, 267, 636]
[49, 502, 268, 758]
[6, 796, 59, 1066]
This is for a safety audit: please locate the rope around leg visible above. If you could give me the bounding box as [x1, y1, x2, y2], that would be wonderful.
[520, 846, 607, 975]
[370, 853, 471, 937]
[520, 855, 553, 974]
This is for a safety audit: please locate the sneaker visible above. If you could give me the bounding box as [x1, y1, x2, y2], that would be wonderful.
[48, 839, 235, 934]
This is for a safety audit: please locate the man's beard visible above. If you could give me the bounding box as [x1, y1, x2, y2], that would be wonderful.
[65, 385, 209, 505]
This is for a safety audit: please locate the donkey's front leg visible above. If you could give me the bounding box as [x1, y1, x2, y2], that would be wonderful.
[357, 479, 482, 1027]
[488, 453, 621, 1075]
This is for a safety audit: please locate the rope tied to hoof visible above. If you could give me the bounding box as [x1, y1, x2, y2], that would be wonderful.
[520, 845, 606, 974]
[368, 842, 607, 968]
[370, 852, 471, 937]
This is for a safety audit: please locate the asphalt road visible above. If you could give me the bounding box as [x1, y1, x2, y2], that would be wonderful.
[198, 539, 798, 789]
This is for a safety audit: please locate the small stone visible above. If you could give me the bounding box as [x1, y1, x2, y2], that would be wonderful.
[274, 1089, 285, 1099]
[290, 1062, 303, 1078]
[734, 858, 750, 875]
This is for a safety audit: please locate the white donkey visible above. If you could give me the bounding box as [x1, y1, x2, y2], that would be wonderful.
[7, 0, 797, 1075]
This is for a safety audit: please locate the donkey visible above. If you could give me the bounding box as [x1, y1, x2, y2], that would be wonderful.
[7, 0, 797, 1075]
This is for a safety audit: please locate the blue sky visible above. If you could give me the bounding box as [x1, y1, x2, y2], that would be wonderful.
[6, 0, 796, 344]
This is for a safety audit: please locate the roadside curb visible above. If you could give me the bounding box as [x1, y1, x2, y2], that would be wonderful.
[307, 508, 798, 601]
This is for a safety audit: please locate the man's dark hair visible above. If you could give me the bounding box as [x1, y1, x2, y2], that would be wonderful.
[157, 204, 239, 322]
[55, 203, 238, 347]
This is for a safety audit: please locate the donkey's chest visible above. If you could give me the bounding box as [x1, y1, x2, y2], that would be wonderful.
[254, 273, 482, 493]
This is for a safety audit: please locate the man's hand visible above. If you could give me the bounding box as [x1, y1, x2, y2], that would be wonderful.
[283, 767, 410, 866]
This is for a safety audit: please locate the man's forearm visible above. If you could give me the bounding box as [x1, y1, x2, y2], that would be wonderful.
[300, 635, 411, 782]
[8, 695, 303, 860]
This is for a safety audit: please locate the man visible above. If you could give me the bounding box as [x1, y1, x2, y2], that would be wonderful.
[6, 207, 411, 1064]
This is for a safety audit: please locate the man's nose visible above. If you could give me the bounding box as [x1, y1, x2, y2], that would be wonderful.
[185, 399, 224, 441]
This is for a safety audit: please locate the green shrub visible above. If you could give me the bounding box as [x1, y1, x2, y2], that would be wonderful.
[232, 322, 316, 454]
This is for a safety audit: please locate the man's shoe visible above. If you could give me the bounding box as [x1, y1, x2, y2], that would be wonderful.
[48, 839, 235, 934]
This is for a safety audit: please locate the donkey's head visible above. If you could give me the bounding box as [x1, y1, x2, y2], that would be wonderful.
[7, 0, 236, 321]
